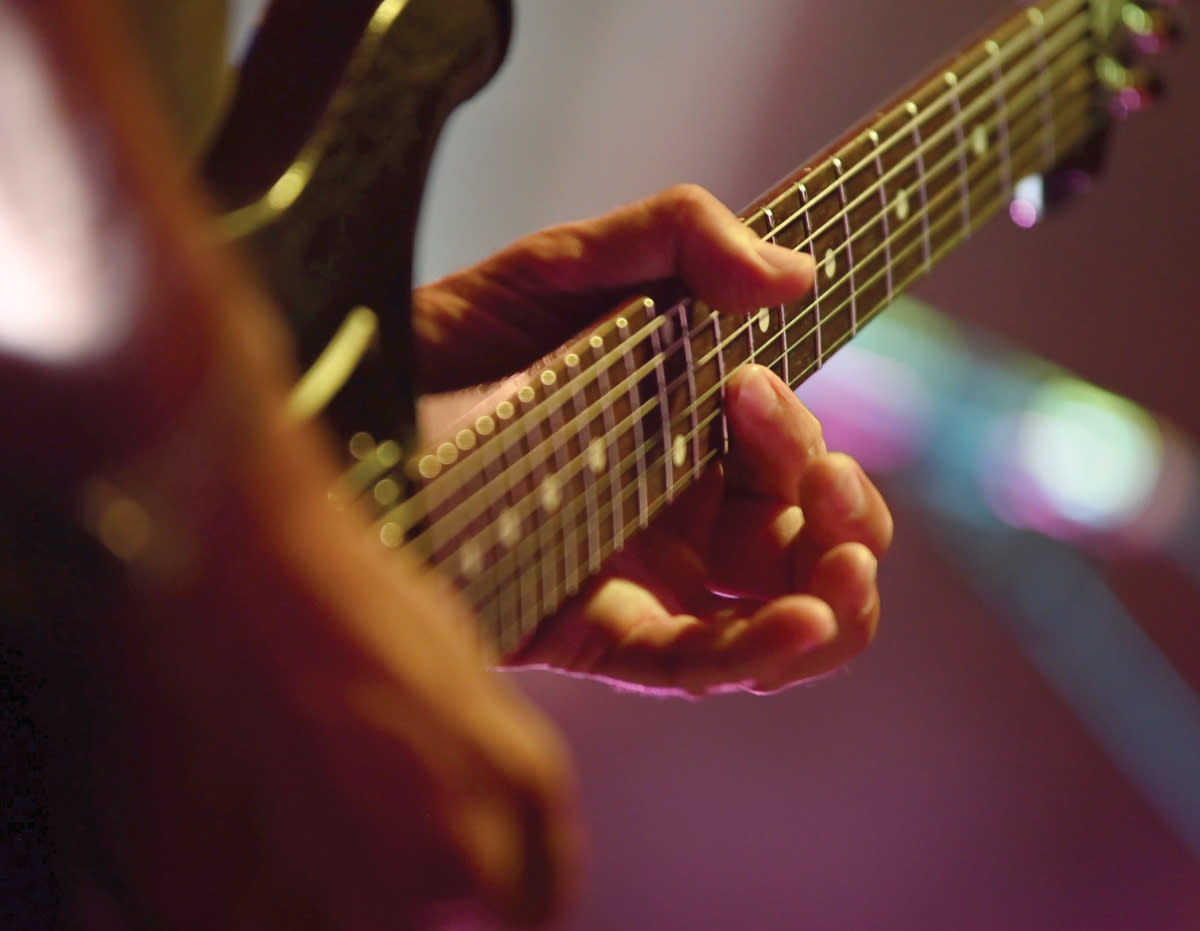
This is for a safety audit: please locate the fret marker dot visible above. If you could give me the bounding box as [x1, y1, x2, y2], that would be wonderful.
[895, 188, 911, 222]
[540, 369, 556, 387]
[374, 478, 401, 508]
[565, 353, 580, 368]
[971, 125, 989, 158]
[379, 522, 403, 548]
[349, 432, 375, 460]
[672, 434, 687, 468]
[456, 429, 477, 452]
[824, 248, 838, 281]
[376, 441, 402, 468]
[476, 415, 495, 436]
[587, 438, 607, 474]
[499, 509, 520, 548]
[541, 476, 562, 514]
[616, 317, 629, 330]
[518, 386, 535, 404]
[757, 308, 770, 333]
[437, 443, 458, 466]
[497, 401, 515, 420]
[589, 334, 604, 350]
[418, 455, 441, 479]
[460, 540, 482, 579]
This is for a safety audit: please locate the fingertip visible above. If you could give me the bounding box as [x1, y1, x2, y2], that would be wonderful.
[745, 596, 839, 692]
[753, 239, 816, 287]
[728, 364, 782, 429]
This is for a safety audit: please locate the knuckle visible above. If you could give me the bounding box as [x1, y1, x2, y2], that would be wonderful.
[658, 182, 716, 225]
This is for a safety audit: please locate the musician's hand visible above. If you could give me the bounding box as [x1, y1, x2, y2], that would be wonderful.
[415, 184, 892, 694]
[516, 362, 892, 694]
[414, 184, 817, 391]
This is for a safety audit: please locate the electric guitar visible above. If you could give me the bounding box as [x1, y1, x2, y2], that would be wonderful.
[203, 0, 1177, 656]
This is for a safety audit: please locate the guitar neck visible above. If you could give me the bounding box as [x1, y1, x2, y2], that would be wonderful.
[352, 0, 1109, 654]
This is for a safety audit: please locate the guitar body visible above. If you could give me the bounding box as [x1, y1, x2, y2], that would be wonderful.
[1, 5, 512, 924]
[205, 0, 513, 449]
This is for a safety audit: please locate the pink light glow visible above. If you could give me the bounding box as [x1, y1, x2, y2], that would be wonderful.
[1009, 198, 1039, 229]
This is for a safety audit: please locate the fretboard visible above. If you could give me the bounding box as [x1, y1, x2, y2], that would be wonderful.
[350, 0, 1108, 654]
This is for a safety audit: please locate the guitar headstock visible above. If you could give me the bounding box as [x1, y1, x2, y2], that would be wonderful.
[1092, 0, 1185, 115]
[1009, 0, 1184, 225]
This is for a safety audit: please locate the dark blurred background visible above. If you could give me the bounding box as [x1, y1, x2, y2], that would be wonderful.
[415, 2, 1200, 928]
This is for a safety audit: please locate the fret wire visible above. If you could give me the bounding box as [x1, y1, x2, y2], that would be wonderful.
[985, 40, 1017, 197]
[752, 93, 1096, 383]
[796, 183, 822, 364]
[595, 330, 623, 568]
[405, 60, 1096, 564]
[806, 113, 1096, 371]
[762, 206, 789, 385]
[831, 156, 859, 339]
[544, 386, 571, 609]
[777, 77, 1094, 354]
[481, 398, 716, 612]
[573, 342, 602, 583]
[759, 103, 1098, 383]
[1028, 6, 1059, 166]
[645, 303, 677, 505]
[709, 310, 731, 456]
[394, 5, 1093, 541]
[749, 8, 1088, 320]
[489, 437, 726, 642]
[384, 311, 670, 528]
[775, 8, 1090, 261]
[486, 408, 725, 626]
[677, 303, 705, 483]
[753, 0, 1087, 243]
[442, 100, 1098, 640]
[692, 67, 1094, 393]
[943, 71, 973, 238]
[396, 12, 1104, 597]
[868, 130, 896, 303]
[408, 330, 690, 557]
[690, 107, 1099, 463]
[448, 349, 706, 583]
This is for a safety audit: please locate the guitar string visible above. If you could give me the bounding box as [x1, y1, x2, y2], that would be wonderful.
[394, 0, 1088, 511]
[388, 46, 1096, 557]
[700, 57, 1094, 379]
[406, 74, 1095, 585]
[482, 106, 1098, 635]
[747, 0, 1087, 248]
[460, 75, 1097, 592]
[384, 36, 1095, 580]
[456, 101, 1098, 626]
[384, 3, 1089, 531]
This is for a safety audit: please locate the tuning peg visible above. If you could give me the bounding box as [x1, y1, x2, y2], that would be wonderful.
[1097, 55, 1165, 116]
[1120, 2, 1185, 54]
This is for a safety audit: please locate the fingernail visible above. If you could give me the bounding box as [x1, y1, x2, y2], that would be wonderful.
[835, 463, 867, 519]
[736, 366, 779, 425]
[858, 550, 879, 619]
